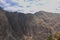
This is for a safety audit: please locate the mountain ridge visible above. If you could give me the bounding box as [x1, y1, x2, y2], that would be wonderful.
[0, 7, 60, 40]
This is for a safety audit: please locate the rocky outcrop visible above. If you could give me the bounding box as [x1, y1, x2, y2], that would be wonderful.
[0, 7, 10, 40]
[0, 7, 60, 40]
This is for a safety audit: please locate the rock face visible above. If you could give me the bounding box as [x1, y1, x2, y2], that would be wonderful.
[0, 8, 9, 40]
[0, 7, 60, 40]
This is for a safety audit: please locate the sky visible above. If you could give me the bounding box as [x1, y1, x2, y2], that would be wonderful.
[0, 0, 60, 14]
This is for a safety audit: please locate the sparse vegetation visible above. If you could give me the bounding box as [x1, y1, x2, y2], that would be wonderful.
[0, 7, 60, 40]
[54, 32, 60, 40]
[47, 32, 60, 40]
[47, 35, 54, 40]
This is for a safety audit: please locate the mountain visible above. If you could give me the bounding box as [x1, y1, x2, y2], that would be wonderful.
[0, 7, 60, 40]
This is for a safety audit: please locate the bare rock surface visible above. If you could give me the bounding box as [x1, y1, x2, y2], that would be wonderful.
[0, 7, 60, 40]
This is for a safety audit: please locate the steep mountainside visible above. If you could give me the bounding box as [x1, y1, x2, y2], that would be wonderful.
[0, 7, 60, 40]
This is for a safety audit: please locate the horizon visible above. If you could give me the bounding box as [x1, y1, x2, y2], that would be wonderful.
[0, 7, 60, 14]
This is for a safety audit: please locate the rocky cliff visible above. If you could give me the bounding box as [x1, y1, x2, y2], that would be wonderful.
[0, 7, 60, 40]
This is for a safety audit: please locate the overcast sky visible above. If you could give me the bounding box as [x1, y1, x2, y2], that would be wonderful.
[0, 0, 60, 13]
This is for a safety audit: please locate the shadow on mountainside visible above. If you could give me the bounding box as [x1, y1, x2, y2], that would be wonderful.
[0, 7, 60, 40]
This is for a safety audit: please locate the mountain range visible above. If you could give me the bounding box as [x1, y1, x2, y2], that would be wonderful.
[0, 7, 60, 40]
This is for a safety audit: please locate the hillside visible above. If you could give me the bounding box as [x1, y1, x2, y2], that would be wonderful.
[0, 7, 60, 40]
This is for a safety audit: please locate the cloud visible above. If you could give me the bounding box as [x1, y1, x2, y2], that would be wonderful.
[0, 0, 60, 13]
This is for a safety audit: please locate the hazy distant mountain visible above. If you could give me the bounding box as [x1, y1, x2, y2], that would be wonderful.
[0, 7, 60, 40]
